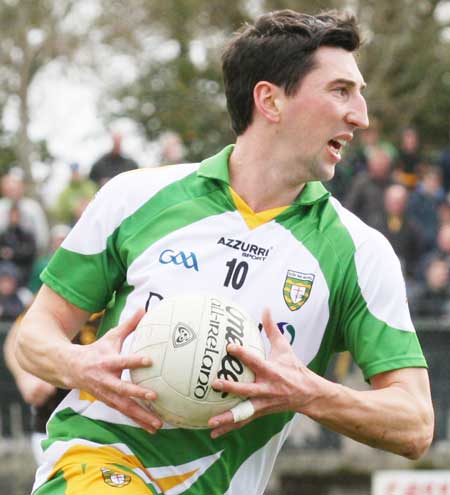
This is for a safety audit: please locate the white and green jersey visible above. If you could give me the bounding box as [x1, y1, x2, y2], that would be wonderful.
[35, 145, 426, 495]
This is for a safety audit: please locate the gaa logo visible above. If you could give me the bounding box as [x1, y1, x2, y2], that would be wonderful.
[159, 249, 199, 271]
[173, 323, 196, 348]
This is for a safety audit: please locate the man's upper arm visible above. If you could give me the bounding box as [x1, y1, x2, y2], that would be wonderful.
[30, 284, 91, 340]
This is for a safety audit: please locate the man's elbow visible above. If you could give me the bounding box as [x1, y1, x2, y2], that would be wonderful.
[402, 406, 435, 460]
[14, 320, 32, 373]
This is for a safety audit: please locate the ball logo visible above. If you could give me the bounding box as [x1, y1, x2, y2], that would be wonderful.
[217, 304, 246, 398]
[173, 323, 196, 348]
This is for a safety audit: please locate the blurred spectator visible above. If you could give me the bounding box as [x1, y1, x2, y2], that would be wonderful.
[395, 127, 422, 189]
[344, 146, 393, 227]
[54, 163, 97, 225]
[4, 309, 101, 463]
[438, 122, 450, 194]
[160, 131, 185, 165]
[419, 223, 450, 280]
[438, 198, 450, 226]
[347, 117, 397, 175]
[407, 166, 444, 252]
[28, 224, 71, 294]
[0, 203, 36, 284]
[0, 168, 50, 253]
[0, 261, 32, 321]
[89, 132, 138, 187]
[374, 184, 424, 282]
[411, 257, 450, 318]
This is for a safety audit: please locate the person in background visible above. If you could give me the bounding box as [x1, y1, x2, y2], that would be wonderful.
[0, 168, 50, 254]
[374, 184, 424, 285]
[437, 197, 450, 227]
[53, 163, 97, 226]
[0, 202, 37, 284]
[347, 117, 397, 176]
[159, 131, 185, 165]
[410, 257, 450, 319]
[407, 165, 445, 252]
[0, 261, 32, 321]
[344, 145, 394, 227]
[438, 121, 450, 194]
[89, 132, 138, 187]
[420, 222, 450, 275]
[395, 126, 422, 189]
[4, 310, 101, 464]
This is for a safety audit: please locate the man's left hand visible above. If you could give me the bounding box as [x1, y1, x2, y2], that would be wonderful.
[208, 309, 319, 438]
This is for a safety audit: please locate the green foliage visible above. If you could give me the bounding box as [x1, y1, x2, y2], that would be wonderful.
[98, 0, 250, 161]
[1, 0, 449, 167]
[0, 0, 84, 179]
[102, 0, 450, 159]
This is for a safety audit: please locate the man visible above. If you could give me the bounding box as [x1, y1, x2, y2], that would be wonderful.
[16, 10, 433, 495]
[344, 145, 394, 227]
[89, 132, 138, 187]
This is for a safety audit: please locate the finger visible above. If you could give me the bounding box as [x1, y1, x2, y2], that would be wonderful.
[262, 308, 288, 346]
[99, 388, 162, 432]
[225, 343, 268, 375]
[209, 399, 256, 429]
[108, 353, 152, 371]
[104, 376, 158, 401]
[210, 416, 253, 439]
[230, 399, 255, 422]
[212, 376, 269, 398]
[116, 309, 146, 344]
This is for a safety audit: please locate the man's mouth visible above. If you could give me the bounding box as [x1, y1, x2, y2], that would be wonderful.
[327, 138, 346, 160]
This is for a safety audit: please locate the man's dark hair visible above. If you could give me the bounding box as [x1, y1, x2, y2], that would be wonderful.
[222, 10, 361, 135]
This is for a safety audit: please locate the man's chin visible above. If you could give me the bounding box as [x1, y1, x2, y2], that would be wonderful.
[316, 163, 336, 183]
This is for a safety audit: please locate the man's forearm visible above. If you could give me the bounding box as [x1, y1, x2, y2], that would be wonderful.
[300, 369, 434, 459]
[15, 307, 78, 389]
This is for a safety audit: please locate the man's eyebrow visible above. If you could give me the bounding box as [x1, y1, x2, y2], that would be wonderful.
[329, 78, 367, 91]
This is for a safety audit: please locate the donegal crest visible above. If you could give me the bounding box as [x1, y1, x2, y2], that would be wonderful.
[101, 467, 131, 488]
[283, 270, 315, 311]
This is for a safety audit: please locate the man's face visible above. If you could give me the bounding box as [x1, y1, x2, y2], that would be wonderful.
[275, 46, 369, 182]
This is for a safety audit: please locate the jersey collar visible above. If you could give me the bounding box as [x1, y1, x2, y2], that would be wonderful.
[197, 144, 330, 206]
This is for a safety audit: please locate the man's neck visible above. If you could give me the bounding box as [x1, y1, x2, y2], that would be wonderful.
[228, 134, 306, 212]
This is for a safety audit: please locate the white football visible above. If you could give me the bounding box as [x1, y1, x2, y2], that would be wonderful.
[130, 293, 265, 429]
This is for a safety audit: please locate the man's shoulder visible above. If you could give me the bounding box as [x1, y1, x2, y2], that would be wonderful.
[90, 163, 202, 220]
[325, 196, 391, 251]
[104, 162, 201, 190]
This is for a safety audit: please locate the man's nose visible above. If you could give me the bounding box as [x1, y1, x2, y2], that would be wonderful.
[345, 94, 369, 129]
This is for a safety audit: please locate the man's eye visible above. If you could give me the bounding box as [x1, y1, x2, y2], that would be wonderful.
[335, 87, 349, 97]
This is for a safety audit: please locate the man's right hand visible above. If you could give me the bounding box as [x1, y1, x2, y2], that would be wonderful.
[63, 310, 163, 433]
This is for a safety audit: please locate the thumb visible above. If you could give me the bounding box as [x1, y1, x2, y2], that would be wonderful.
[115, 309, 146, 345]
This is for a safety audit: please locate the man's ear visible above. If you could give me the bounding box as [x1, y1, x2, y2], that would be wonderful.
[253, 81, 283, 124]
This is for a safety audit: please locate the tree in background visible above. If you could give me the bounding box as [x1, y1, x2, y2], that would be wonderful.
[99, 0, 450, 161]
[0, 0, 449, 169]
[96, 0, 251, 161]
[0, 0, 89, 181]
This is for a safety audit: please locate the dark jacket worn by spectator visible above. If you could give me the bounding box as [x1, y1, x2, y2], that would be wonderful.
[407, 169, 445, 252]
[345, 146, 393, 228]
[89, 133, 138, 187]
[0, 210, 36, 284]
[0, 261, 30, 321]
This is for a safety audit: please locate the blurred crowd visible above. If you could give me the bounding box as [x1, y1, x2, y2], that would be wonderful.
[0, 131, 139, 323]
[329, 120, 450, 320]
[0, 124, 449, 323]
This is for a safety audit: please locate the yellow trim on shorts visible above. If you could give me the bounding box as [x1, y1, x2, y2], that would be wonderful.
[48, 445, 152, 494]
